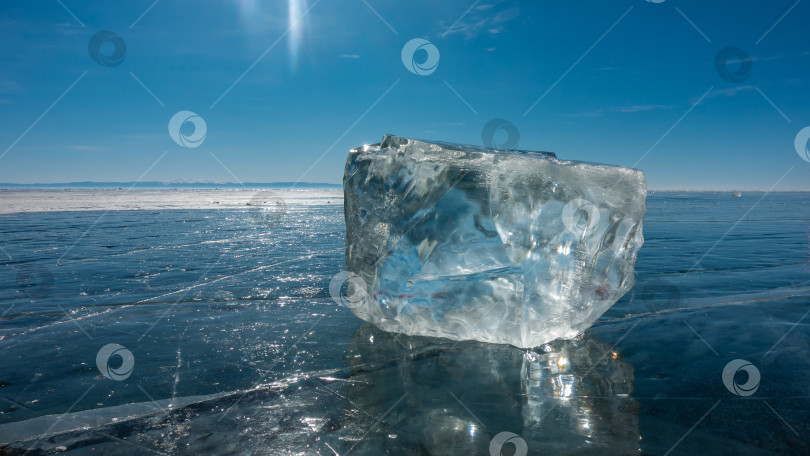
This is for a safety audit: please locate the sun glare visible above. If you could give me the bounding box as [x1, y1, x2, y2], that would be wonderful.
[234, 0, 307, 72]
[288, 0, 306, 70]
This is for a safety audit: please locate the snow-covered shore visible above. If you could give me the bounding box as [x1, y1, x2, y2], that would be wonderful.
[0, 188, 344, 214]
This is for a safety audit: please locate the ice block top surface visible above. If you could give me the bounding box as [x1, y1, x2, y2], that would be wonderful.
[353, 134, 644, 177]
[374, 134, 557, 159]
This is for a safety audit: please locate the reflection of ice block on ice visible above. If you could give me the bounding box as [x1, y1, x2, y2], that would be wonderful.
[339, 325, 639, 455]
[343, 135, 646, 348]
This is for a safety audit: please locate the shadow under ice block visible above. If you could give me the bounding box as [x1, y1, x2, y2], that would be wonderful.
[343, 135, 646, 348]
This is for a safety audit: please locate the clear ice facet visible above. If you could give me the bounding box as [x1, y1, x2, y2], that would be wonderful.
[343, 135, 646, 348]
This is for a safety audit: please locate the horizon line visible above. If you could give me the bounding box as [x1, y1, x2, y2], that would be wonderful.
[0, 181, 807, 192]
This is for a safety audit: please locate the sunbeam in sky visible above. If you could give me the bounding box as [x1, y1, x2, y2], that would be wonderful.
[287, 0, 307, 71]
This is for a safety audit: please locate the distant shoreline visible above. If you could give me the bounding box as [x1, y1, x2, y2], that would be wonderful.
[0, 187, 343, 214]
[0, 184, 807, 192]
[0, 182, 342, 189]
[0, 188, 807, 214]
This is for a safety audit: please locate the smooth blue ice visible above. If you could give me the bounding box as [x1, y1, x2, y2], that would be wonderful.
[343, 135, 647, 348]
[1, 191, 809, 454]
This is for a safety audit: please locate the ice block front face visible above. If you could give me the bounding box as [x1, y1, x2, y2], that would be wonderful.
[343, 135, 646, 348]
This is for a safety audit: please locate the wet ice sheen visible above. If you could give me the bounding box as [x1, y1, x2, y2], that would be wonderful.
[343, 135, 646, 348]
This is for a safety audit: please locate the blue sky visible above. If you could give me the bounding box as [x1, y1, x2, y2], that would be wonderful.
[0, 0, 808, 190]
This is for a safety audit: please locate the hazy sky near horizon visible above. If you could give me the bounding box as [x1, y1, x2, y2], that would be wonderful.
[1, 0, 809, 190]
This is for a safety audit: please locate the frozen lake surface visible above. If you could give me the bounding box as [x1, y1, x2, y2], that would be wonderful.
[0, 189, 808, 455]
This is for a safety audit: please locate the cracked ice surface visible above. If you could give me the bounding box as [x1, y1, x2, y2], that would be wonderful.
[343, 135, 646, 348]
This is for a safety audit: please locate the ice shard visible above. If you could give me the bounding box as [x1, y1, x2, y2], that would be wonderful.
[342, 135, 646, 348]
